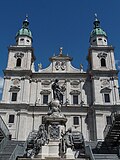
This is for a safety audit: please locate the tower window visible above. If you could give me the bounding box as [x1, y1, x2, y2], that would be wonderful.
[8, 115, 15, 123]
[104, 94, 110, 103]
[93, 39, 96, 42]
[20, 38, 24, 41]
[73, 116, 79, 125]
[16, 58, 21, 67]
[98, 38, 102, 40]
[73, 95, 78, 104]
[26, 39, 30, 43]
[101, 58, 106, 67]
[43, 95, 48, 104]
[11, 93, 17, 101]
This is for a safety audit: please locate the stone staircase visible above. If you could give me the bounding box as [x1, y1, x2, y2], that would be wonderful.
[0, 130, 5, 142]
[94, 154, 119, 160]
[0, 139, 25, 160]
[0, 115, 10, 142]
[104, 111, 120, 146]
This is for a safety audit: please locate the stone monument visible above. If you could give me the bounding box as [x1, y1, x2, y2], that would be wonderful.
[21, 79, 86, 160]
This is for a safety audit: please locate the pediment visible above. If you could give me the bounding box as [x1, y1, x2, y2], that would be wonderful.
[70, 90, 81, 95]
[40, 90, 51, 94]
[100, 87, 111, 93]
[97, 52, 107, 59]
[70, 80, 79, 85]
[9, 86, 20, 92]
[41, 80, 51, 85]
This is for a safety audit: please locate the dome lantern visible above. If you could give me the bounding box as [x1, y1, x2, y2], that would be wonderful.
[90, 14, 108, 46]
[15, 15, 32, 46]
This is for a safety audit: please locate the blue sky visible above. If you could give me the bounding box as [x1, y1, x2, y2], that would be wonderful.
[0, 0, 120, 96]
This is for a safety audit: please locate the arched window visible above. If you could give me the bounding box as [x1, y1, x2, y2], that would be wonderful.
[101, 58, 106, 67]
[16, 58, 21, 67]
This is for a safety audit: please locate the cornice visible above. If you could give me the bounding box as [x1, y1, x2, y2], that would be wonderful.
[89, 69, 119, 75]
[8, 45, 34, 52]
[88, 45, 114, 52]
[8, 45, 36, 60]
[3, 69, 32, 77]
[32, 72, 88, 79]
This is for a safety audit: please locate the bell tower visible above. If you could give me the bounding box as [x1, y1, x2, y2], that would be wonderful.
[2, 16, 35, 103]
[6, 16, 35, 71]
[90, 14, 108, 46]
[87, 15, 120, 141]
[88, 14, 116, 71]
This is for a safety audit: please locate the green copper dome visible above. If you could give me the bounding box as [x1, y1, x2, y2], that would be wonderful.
[90, 16, 107, 38]
[16, 16, 32, 39]
[90, 28, 107, 38]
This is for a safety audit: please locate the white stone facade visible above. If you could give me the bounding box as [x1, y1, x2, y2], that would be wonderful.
[0, 17, 120, 143]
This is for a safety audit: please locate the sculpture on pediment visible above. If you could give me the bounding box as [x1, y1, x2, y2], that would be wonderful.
[38, 63, 42, 70]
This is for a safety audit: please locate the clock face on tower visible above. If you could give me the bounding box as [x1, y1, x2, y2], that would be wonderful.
[55, 61, 66, 70]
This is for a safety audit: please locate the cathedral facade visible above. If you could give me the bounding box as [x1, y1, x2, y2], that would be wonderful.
[0, 16, 120, 143]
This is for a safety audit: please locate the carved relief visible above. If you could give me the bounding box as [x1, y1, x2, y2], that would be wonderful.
[101, 79, 110, 88]
[71, 81, 79, 88]
[55, 61, 61, 70]
[97, 52, 107, 59]
[55, 61, 66, 70]
[14, 52, 24, 59]
[12, 78, 20, 87]
[49, 124, 60, 139]
[61, 61, 66, 70]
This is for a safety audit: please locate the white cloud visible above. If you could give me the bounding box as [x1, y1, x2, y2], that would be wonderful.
[115, 60, 120, 64]
[115, 60, 120, 70]
[0, 89, 2, 94]
[0, 77, 4, 89]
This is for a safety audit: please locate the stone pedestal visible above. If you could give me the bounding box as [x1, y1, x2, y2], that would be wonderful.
[65, 148, 74, 159]
[47, 140, 60, 157]
[35, 145, 49, 159]
[43, 114, 67, 158]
